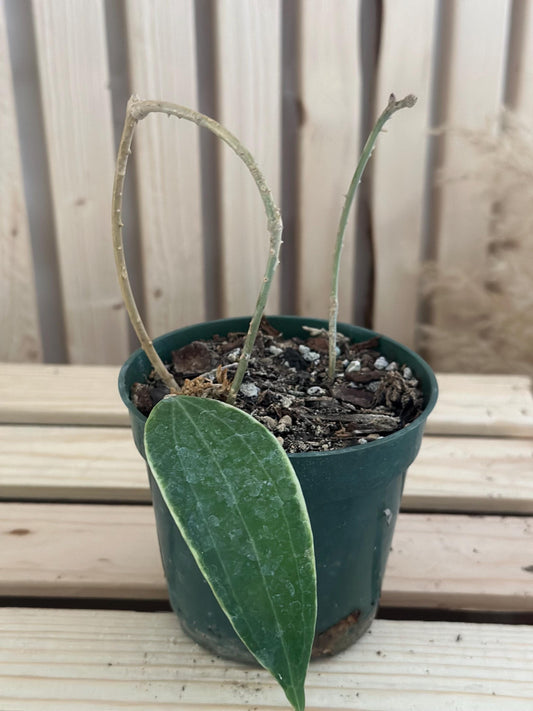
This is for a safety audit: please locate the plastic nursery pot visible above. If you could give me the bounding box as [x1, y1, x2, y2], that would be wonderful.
[119, 316, 438, 661]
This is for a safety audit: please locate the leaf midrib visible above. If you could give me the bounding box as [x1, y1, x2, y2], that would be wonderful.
[171, 397, 297, 690]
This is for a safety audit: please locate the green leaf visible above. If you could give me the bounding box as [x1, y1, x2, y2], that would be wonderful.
[144, 395, 317, 711]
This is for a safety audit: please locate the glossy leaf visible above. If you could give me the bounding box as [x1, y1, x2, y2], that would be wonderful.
[144, 395, 317, 711]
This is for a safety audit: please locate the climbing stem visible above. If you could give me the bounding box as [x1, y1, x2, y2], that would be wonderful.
[327, 93, 417, 379]
[112, 96, 282, 399]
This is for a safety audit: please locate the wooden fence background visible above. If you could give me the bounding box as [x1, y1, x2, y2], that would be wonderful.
[1, 0, 532, 366]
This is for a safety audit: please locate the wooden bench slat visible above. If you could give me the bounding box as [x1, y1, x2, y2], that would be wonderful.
[0, 365, 126, 425]
[1, 503, 532, 612]
[1, 426, 532, 513]
[382, 513, 533, 611]
[0, 610, 532, 710]
[406, 434, 533, 513]
[0, 425, 147, 502]
[426, 374, 533, 438]
[1, 365, 532, 436]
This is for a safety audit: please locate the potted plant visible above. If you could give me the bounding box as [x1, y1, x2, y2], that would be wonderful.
[114, 94, 438, 711]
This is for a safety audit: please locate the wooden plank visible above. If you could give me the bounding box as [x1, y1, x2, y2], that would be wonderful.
[0, 425, 147, 502]
[506, 0, 533, 119]
[382, 514, 533, 612]
[297, 0, 362, 320]
[31, 0, 129, 364]
[2, 503, 532, 611]
[0, 503, 165, 599]
[0, 0, 42, 363]
[0, 364, 127, 425]
[372, 0, 438, 347]
[2, 426, 532, 515]
[405, 435, 533, 513]
[124, 0, 206, 335]
[425, 373, 533, 437]
[1, 611, 532, 710]
[215, 0, 282, 316]
[2, 365, 532, 436]
[432, 1, 511, 332]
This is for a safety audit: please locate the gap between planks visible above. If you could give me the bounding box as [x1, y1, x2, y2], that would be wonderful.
[1, 503, 532, 612]
[1, 425, 532, 513]
[0, 610, 532, 710]
[0, 364, 531, 436]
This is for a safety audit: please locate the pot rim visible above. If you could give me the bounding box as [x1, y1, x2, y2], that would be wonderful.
[118, 314, 439, 459]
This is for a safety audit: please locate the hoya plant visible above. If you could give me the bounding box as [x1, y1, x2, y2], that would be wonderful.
[112, 93, 415, 710]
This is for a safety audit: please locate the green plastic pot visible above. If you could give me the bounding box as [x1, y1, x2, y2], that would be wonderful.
[119, 316, 438, 660]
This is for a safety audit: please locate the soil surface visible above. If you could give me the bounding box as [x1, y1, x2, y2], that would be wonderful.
[131, 319, 424, 453]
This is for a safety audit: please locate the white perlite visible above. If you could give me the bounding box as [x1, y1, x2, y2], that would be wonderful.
[298, 344, 320, 362]
[227, 348, 241, 363]
[307, 386, 325, 396]
[403, 366, 413, 380]
[345, 359, 362, 373]
[268, 345, 283, 356]
[374, 356, 389, 370]
[280, 395, 294, 409]
[240, 382, 260, 398]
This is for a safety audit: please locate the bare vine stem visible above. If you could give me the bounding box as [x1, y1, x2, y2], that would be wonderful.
[112, 96, 283, 401]
[327, 93, 417, 379]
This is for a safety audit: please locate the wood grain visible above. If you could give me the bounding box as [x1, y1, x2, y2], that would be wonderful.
[215, 0, 282, 316]
[1, 365, 531, 436]
[425, 373, 533, 437]
[31, 0, 129, 363]
[125, 0, 207, 335]
[296, 0, 362, 320]
[382, 514, 533, 612]
[0, 0, 42, 363]
[1, 610, 532, 709]
[2, 503, 532, 611]
[0, 364, 127, 425]
[372, 0, 438, 347]
[0, 425, 147, 501]
[2, 426, 532, 514]
[406, 435, 533, 513]
[0, 503, 166, 599]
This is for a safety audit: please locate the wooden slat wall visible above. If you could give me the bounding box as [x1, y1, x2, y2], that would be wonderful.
[0, 0, 42, 363]
[508, 0, 533, 117]
[216, 0, 282, 316]
[372, 0, 437, 347]
[297, 0, 361, 321]
[125, 0, 206, 335]
[31, 0, 130, 364]
[1, 1, 529, 364]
